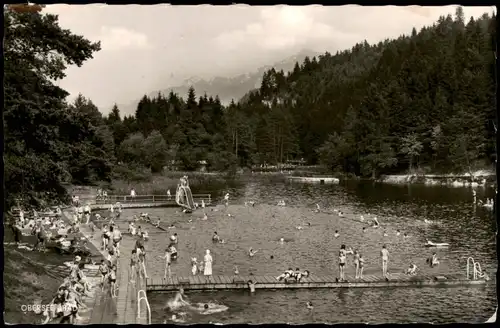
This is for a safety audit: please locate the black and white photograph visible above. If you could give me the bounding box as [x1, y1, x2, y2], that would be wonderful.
[3, 2, 497, 325]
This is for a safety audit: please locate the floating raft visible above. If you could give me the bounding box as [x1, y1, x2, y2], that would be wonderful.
[287, 176, 340, 184]
[146, 273, 489, 292]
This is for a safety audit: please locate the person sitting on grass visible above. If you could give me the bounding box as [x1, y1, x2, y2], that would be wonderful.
[43, 286, 68, 324]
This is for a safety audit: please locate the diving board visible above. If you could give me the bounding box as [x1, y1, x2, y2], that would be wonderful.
[146, 273, 491, 292]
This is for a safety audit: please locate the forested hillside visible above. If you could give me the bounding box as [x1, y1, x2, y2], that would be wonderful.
[114, 7, 496, 177]
[4, 6, 496, 209]
[117, 49, 319, 115]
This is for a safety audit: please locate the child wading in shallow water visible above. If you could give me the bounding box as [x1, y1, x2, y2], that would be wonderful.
[358, 254, 365, 279]
[191, 258, 198, 276]
[354, 250, 361, 279]
[381, 245, 389, 277]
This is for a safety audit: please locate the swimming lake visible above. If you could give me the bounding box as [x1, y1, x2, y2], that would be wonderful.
[110, 177, 497, 324]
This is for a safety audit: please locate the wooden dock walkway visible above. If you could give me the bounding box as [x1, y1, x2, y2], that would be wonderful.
[79, 193, 212, 211]
[61, 210, 150, 324]
[90, 202, 177, 210]
[146, 273, 489, 292]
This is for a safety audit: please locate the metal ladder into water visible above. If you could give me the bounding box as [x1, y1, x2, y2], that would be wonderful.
[466, 257, 487, 280]
[137, 289, 152, 324]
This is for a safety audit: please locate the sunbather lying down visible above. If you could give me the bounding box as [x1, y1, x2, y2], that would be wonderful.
[276, 268, 310, 282]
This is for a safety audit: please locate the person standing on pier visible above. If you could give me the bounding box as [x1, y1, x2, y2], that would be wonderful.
[354, 250, 361, 279]
[381, 245, 389, 277]
[130, 188, 136, 201]
[167, 189, 171, 200]
[159, 247, 173, 281]
[137, 245, 149, 279]
[129, 249, 139, 283]
[338, 245, 353, 282]
[112, 225, 123, 257]
[191, 258, 198, 276]
[204, 249, 213, 282]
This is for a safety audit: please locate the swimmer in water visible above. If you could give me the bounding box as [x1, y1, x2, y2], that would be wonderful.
[249, 248, 258, 257]
[170, 313, 187, 323]
[360, 215, 365, 222]
[406, 263, 417, 275]
[403, 233, 409, 238]
[166, 288, 189, 311]
[234, 265, 239, 275]
[427, 252, 439, 267]
[372, 217, 380, 228]
[314, 204, 320, 213]
[383, 230, 388, 237]
[279, 238, 285, 243]
[396, 230, 401, 236]
[296, 225, 303, 230]
[248, 280, 256, 293]
[338, 211, 344, 217]
[362, 227, 366, 233]
[307, 301, 313, 310]
[202, 213, 208, 220]
[334, 230, 340, 238]
[212, 232, 220, 243]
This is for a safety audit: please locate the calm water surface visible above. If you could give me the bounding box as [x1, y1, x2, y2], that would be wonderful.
[111, 178, 497, 324]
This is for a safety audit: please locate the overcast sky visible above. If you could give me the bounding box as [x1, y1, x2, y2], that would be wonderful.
[44, 5, 496, 112]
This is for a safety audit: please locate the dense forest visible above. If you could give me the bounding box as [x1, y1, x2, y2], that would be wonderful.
[4, 6, 497, 208]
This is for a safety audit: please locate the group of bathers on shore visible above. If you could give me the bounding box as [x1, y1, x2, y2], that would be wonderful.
[8, 206, 94, 257]
[41, 256, 93, 324]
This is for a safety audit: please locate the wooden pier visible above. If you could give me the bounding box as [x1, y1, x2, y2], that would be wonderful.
[146, 273, 489, 292]
[83, 194, 212, 210]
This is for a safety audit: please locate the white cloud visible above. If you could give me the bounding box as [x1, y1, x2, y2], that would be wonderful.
[214, 6, 338, 51]
[96, 26, 152, 51]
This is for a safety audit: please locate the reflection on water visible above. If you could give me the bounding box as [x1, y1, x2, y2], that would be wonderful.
[114, 178, 497, 323]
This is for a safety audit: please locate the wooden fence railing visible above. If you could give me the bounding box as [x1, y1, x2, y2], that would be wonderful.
[77, 194, 211, 205]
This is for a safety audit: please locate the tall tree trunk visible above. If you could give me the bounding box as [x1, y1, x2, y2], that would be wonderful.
[235, 129, 238, 158]
[280, 131, 284, 164]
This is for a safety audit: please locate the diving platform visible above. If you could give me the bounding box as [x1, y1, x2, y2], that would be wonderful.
[146, 273, 490, 292]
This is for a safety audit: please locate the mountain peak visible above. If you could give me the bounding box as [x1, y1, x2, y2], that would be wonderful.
[117, 49, 321, 116]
